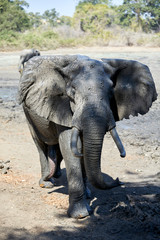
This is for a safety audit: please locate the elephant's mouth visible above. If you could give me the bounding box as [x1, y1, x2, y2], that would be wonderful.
[71, 126, 126, 158]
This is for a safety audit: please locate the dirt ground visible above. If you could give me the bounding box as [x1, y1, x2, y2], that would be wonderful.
[0, 47, 160, 240]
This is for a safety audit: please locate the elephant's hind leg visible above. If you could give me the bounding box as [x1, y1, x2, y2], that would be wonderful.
[47, 144, 62, 179]
[23, 107, 57, 188]
[33, 141, 56, 188]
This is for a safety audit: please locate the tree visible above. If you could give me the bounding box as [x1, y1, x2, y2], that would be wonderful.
[143, 0, 160, 31]
[116, 0, 160, 32]
[59, 16, 72, 26]
[0, 0, 30, 32]
[28, 12, 42, 28]
[42, 8, 59, 27]
[116, 0, 144, 29]
[73, 2, 115, 34]
[78, 0, 110, 4]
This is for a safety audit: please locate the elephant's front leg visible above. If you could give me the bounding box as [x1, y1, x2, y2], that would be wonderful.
[58, 127, 92, 218]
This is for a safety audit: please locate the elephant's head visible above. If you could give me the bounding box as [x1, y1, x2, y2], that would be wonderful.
[19, 55, 157, 189]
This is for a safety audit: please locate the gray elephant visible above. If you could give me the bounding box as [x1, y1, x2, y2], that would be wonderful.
[18, 48, 40, 73]
[18, 55, 157, 218]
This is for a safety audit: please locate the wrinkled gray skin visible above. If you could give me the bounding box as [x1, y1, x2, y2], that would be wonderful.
[18, 55, 157, 219]
[18, 48, 40, 73]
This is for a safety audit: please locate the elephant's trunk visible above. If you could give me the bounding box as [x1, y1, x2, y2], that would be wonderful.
[82, 115, 115, 189]
[70, 106, 126, 189]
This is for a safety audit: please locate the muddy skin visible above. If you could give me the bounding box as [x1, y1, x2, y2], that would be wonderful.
[0, 48, 160, 240]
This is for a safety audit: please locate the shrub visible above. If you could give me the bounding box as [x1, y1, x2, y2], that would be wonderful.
[42, 30, 59, 39]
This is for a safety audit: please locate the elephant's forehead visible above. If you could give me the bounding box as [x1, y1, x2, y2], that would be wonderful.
[82, 61, 105, 78]
[83, 58, 102, 68]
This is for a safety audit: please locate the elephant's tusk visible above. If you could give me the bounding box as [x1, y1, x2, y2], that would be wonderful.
[110, 127, 126, 158]
[71, 127, 83, 158]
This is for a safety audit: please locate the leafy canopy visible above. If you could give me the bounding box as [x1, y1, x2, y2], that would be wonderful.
[42, 8, 59, 27]
[116, 0, 160, 32]
[0, 0, 30, 32]
[73, 2, 115, 32]
[78, 0, 110, 4]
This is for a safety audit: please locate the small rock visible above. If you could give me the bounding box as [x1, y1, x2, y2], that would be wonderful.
[0, 163, 4, 169]
[0, 160, 11, 174]
[151, 152, 160, 159]
[2, 166, 10, 174]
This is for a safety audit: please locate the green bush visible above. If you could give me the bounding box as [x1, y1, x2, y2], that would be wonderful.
[0, 30, 19, 42]
[0, 25, 159, 50]
[22, 33, 42, 47]
[151, 33, 160, 47]
[42, 30, 59, 39]
[17, 28, 60, 49]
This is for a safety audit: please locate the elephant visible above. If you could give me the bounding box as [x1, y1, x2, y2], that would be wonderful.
[18, 55, 157, 218]
[18, 48, 40, 73]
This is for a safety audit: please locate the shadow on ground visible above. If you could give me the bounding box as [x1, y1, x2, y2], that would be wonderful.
[2, 173, 160, 240]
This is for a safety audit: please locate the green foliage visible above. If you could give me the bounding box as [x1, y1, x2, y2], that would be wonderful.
[143, 0, 160, 31]
[41, 30, 58, 39]
[0, 0, 159, 50]
[42, 8, 59, 27]
[28, 12, 42, 28]
[116, 0, 160, 32]
[0, 0, 30, 32]
[116, 0, 144, 28]
[73, 2, 115, 34]
[20, 28, 59, 49]
[59, 16, 72, 26]
[22, 32, 43, 47]
[0, 29, 18, 42]
[78, 0, 110, 4]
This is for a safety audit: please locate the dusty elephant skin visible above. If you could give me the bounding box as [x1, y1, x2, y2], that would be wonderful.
[18, 54, 157, 219]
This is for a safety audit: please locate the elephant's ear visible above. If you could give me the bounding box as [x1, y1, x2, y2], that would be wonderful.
[18, 55, 78, 127]
[102, 58, 157, 121]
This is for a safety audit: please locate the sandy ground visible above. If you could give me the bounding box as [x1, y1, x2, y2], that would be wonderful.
[0, 47, 160, 240]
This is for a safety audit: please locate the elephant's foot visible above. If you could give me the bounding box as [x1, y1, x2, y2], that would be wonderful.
[39, 177, 55, 188]
[67, 200, 92, 219]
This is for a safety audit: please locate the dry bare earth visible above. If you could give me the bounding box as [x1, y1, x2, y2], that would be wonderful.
[0, 47, 160, 240]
